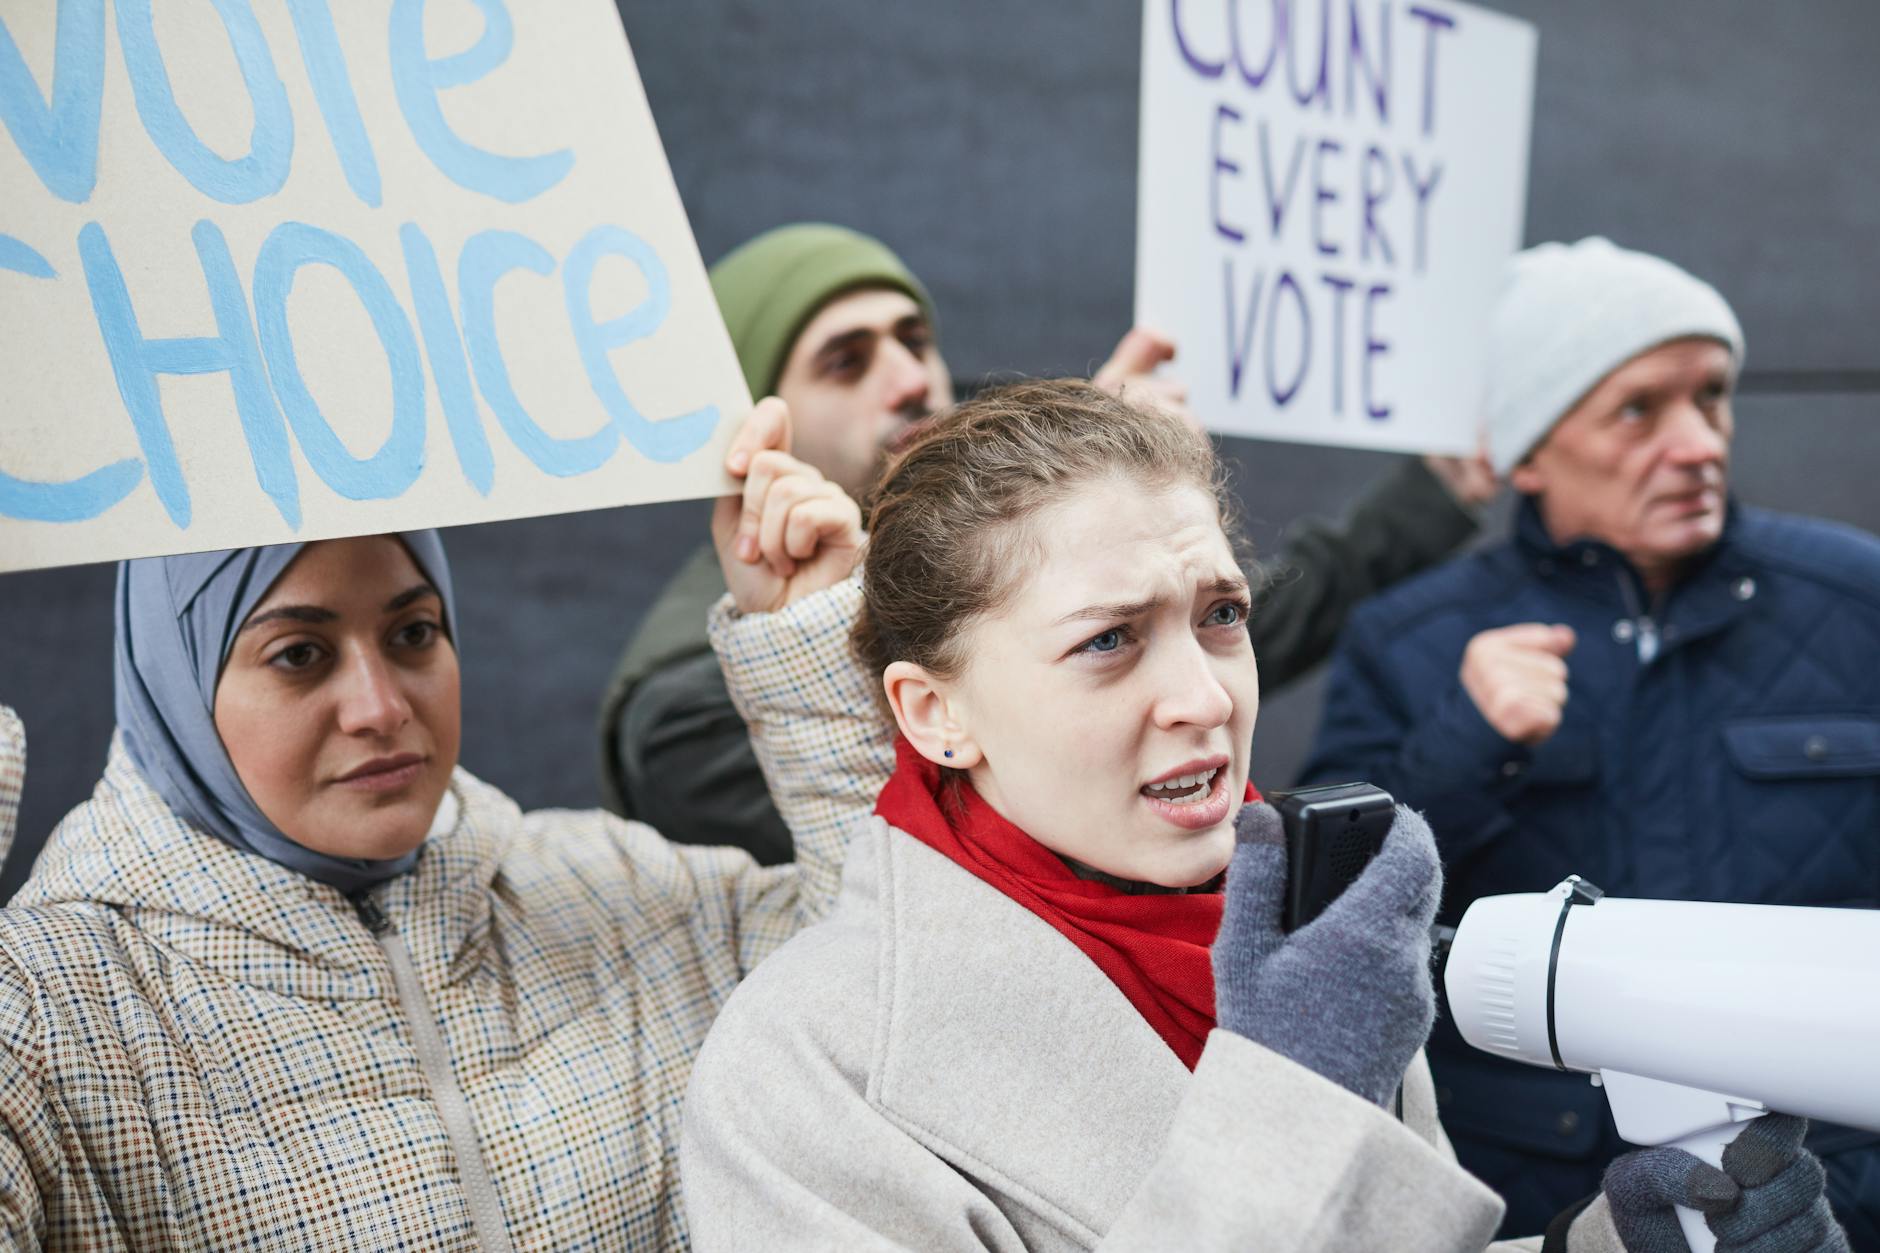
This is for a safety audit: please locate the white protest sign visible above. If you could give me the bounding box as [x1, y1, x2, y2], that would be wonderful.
[1136, 0, 1535, 453]
[0, 0, 747, 573]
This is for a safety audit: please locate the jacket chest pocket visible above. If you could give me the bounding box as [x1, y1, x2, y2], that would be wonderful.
[1719, 715, 1880, 904]
[1722, 715, 1880, 779]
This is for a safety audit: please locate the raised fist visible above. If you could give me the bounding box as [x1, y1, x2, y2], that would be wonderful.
[1459, 623, 1576, 746]
[711, 397, 865, 615]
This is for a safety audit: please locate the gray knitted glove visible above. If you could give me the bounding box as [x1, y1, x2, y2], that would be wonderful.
[1210, 801, 1441, 1107]
[1603, 1115, 1849, 1252]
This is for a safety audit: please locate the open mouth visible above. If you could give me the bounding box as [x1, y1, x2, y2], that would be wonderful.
[1138, 759, 1235, 831]
[1140, 767, 1220, 806]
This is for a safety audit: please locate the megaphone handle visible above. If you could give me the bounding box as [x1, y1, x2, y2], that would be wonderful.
[1671, 1122, 1743, 1253]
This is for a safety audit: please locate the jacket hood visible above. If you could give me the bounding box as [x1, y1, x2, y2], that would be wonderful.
[0, 706, 22, 873]
[13, 737, 515, 1000]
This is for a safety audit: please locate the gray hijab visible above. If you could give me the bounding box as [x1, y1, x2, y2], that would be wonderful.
[113, 532, 456, 895]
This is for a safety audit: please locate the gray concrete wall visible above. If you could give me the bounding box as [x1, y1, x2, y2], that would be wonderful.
[2, 1, 1875, 898]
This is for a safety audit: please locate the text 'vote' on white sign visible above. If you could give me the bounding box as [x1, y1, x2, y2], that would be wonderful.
[0, 0, 747, 574]
[1135, 0, 1535, 454]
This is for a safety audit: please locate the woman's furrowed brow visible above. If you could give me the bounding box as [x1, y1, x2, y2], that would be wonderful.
[1053, 597, 1158, 626]
[1052, 577, 1248, 626]
[1208, 576, 1252, 598]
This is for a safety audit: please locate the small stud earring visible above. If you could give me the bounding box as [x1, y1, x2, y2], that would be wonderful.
[943, 748, 954, 759]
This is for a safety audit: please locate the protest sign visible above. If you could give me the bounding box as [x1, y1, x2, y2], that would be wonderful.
[1136, 0, 1535, 453]
[0, 0, 747, 573]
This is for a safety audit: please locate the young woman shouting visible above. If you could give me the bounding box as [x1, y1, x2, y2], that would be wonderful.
[680, 382, 1846, 1253]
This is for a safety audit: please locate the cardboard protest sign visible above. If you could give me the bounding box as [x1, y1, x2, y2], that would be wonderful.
[0, 0, 747, 573]
[1136, 0, 1535, 453]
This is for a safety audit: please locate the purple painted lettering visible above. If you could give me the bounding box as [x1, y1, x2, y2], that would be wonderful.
[1223, 257, 1267, 399]
[1232, 0, 1285, 89]
[1407, 4, 1457, 137]
[1212, 104, 1247, 242]
[1258, 118, 1307, 239]
[1364, 281, 1393, 419]
[1265, 269, 1311, 407]
[1361, 144, 1395, 265]
[1170, 0, 1226, 78]
[1346, 0, 1391, 123]
[1319, 272, 1355, 415]
[1311, 137, 1344, 257]
[1401, 152, 1442, 272]
[1285, 0, 1332, 110]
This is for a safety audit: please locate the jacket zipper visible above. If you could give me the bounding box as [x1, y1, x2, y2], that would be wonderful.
[354, 894, 515, 1253]
[1613, 570, 1660, 665]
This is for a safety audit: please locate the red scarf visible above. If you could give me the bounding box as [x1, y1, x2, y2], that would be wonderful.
[874, 737, 1259, 1070]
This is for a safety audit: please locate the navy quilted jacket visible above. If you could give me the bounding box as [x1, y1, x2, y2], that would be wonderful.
[1303, 498, 1880, 1241]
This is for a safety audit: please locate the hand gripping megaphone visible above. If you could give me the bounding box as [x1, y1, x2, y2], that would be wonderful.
[1444, 877, 1880, 1253]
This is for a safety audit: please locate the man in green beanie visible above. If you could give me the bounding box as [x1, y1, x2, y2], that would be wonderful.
[703, 223, 947, 501]
[598, 222, 1495, 863]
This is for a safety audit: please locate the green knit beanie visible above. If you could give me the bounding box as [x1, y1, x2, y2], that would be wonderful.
[709, 224, 936, 399]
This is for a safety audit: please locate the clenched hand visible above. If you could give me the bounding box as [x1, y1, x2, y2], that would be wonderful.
[712, 397, 865, 614]
[1459, 623, 1576, 746]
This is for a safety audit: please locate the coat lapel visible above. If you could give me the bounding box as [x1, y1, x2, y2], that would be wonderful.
[864, 824, 1194, 1242]
[858, 824, 1454, 1243]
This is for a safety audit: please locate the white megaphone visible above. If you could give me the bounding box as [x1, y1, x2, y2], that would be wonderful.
[1444, 877, 1880, 1253]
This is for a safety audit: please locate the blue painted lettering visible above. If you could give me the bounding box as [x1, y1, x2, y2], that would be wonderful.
[252, 222, 427, 502]
[115, 0, 294, 204]
[0, 0, 105, 203]
[400, 223, 493, 494]
[284, 0, 382, 207]
[388, 0, 572, 204]
[460, 230, 616, 476]
[563, 225, 718, 464]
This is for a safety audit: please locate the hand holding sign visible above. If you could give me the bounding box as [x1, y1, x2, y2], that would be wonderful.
[713, 400, 864, 615]
[1423, 449, 1499, 507]
[1093, 326, 1199, 432]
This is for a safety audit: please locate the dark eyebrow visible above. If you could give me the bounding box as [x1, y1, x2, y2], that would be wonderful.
[385, 584, 438, 613]
[812, 327, 873, 364]
[239, 584, 436, 634]
[239, 604, 337, 633]
[1053, 578, 1250, 627]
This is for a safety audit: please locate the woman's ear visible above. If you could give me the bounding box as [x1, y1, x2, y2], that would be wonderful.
[882, 661, 983, 769]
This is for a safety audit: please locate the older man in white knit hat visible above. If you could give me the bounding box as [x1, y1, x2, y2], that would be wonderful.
[1302, 237, 1880, 1248]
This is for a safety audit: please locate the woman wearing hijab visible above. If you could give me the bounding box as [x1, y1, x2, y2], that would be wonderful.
[680, 382, 1847, 1253]
[0, 405, 884, 1250]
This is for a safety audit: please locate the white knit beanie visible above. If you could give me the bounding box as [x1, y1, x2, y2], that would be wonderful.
[1484, 237, 1745, 474]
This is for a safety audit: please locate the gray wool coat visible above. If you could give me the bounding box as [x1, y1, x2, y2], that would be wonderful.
[681, 814, 1629, 1252]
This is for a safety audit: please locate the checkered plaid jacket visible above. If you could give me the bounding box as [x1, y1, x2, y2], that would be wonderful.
[0, 580, 883, 1251]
